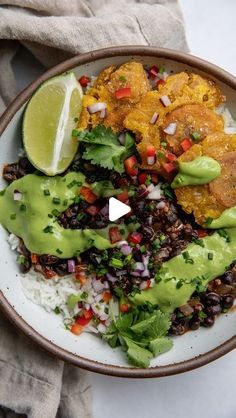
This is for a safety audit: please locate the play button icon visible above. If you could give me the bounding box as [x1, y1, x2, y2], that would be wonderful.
[109, 197, 131, 222]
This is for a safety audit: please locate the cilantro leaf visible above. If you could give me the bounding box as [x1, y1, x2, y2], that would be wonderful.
[77, 126, 135, 174]
[149, 336, 173, 357]
[122, 336, 153, 368]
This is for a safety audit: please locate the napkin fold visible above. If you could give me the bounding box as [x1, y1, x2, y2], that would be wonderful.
[0, 1, 188, 417]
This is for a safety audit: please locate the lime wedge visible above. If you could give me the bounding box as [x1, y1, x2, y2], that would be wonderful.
[23, 72, 83, 176]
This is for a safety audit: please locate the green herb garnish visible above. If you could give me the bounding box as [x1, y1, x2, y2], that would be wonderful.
[56, 248, 63, 255]
[109, 258, 123, 269]
[77, 213, 84, 221]
[44, 189, 50, 196]
[0, 190, 6, 196]
[52, 197, 61, 205]
[17, 255, 26, 265]
[192, 237, 205, 247]
[10, 213, 16, 220]
[208, 252, 214, 260]
[43, 225, 53, 233]
[20, 204, 26, 212]
[217, 229, 231, 243]
[191, 131, 201, 141]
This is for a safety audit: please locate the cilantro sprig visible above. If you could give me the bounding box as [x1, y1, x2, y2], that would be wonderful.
[74, 125, 136, 174]
[103, 307, 172, 368]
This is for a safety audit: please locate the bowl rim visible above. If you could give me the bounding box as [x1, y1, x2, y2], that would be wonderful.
[0, 45, 236, 378]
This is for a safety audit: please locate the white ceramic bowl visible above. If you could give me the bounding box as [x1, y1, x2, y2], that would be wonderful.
[0, 46, 235, 378]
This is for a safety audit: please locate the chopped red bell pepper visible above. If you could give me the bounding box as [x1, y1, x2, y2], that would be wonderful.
[181, 138, 192, 152]
[138, 173, 147, 185]
[156, 79, 165, 89]
[124, 155, 138, 176]
[167, 152, 177, 162]
[128, 232, 143, 244]
[75, 272, 87, 285]
[117, 189, 129, 203]
[114, 87, 131, 99]
[163, 162, 176, 174]
[44, 268, 57, 279]
[80, 186, 97, 204]
[83, 308, 94, 320]
[86, 205, 99, 216]
[31, 253, 38, 264]
[71, 323, 83, 335]
[102, 291, 112, 303]
[119, 303, 130, 313]
[79, 75, 90, 87]
[148, 65, 159, 78]
[146, 279, 151, 289]
[146, 145, 156, 157]
[151, 173, 159, 184]
[77, 316, 91, 326]
[109, 227, 122, 244]
[197, 229, 208, 238]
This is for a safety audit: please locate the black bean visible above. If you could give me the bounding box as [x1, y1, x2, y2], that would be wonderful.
[221, 294, 234, 309]
[205, 304, 222, 316]
[70, 219, 80, 229]
[134, 200, 145, 216]
[189, 317, 201, 330]
[205, 292, 221, 306]
[142, 226, 155, 241]
[86, 174, 97, 183]
[221, 271, 234, 285]
[169, 324, 185, 335]
[202, 316, 215, 327]
[55, 262, 68, 276]
[20, 258, 32, 273]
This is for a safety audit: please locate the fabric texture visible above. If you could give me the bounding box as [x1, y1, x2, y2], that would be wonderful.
[0, 1, 188, 417]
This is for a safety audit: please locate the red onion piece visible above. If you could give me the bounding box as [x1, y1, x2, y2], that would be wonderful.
[13, 191, 23, 201]
[93, 279, 105, 292]
[68, 259, 75, 273]
[156, 201, 166, 209]
[101, 204, 109, 217]
[130, 271, 141, 277]
[116, 269, 128, 276]
[147, 184, 155, 192]
[160, 95, 171, 107]
[147, 156, 155, 165]
[120, 244, 132, 256]
[150, 112, 158, 124]
[140, 281, 148, 290]
[87, 102, 106, 114]
[137, 185, 148, 198]
[99, 108, 106, 119]
[163, 122, 177, 135]
[118, 132, 126, 145]
[106, 273, 117, 283]
[134, 262, 145, 272]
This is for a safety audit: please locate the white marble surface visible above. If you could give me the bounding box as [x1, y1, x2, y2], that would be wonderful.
[92, 2, 236, 418]
[10, 1, 236, 417]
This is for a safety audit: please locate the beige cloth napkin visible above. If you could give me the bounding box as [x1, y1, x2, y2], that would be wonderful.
[0, 1, 188, 417]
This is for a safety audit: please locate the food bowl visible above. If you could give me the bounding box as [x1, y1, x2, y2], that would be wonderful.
[0, 46, 235, 378]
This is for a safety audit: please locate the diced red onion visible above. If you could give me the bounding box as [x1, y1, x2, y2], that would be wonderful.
[163, 122, 177, 135]
[101, 204, 109, 217]
[147, 215, 153, 225]
[13, 191, 23, 201]
[103, 281, 110, 289]
[95, 294, 103, 303]
[120, 244, 132, 256]
[141, 269, 150, 278]
[150, 112, 158, 124]
[147, 183, 155, 192]
[137, 185, 148, 198]
[130, 271, 141, 277]
[106, 273, 117, 283]
[116, 269, 128, 276]
[118, 132, 126, 145]
[160, 95, 171, 107]
[156, 201, 166, 209]
[97, 323, 107, 334]
[147, 156, 155, 165]
[134, 262, 145, 272]
[99, 108, 106, 119]
[93, 279, 105, 292]
[87, 102, 106, 114]
[67, 259, 75, 273]
[140, 281, 148, 290]
[117, 240, 128, 247]
[142, 254, 149, 267]
[147, 185, 162, 200]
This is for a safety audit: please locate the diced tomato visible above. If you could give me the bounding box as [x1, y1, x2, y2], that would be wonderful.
[75, 272, 87, 284]
[71, 323, 83, 335]
[138, 173, 147, 184]
[80, 186, 97, 204]
[120, 303, 130, 313]
[102, 291, 112, 303]
[163, 162, 176, 174]
[146, 145, 156, 157]
[117, 190, 129, 203]
[79, 75, 90, 87]
[151, 173, 159, 184]
[31, 253, 38, 264]
[128, 232, 142, 244]
[77, 315, 92, 326]
[146, 279, 151, 289]
[197, 229, 208, 238]
[109, 227, 122, 244]
[124, 155, 138, 176]
[167, 152, 177, 162]
[156, 79, 165, 89]
[114, 87, 131, 99]
[44, 268, 57, 279]
[181, 138, 192, 152]
[83, 308, 94, 320]
[86, 205, 99, 216]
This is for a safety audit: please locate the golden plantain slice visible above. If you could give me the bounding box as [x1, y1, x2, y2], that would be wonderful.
[174, 132, 236, 225]
[78, 61, 150, 132]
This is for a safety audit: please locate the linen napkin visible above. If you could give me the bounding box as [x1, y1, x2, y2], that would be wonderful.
[0, 1, 188, 417]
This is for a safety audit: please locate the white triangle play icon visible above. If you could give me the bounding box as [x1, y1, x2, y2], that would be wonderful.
[109, 197, 131, 222]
